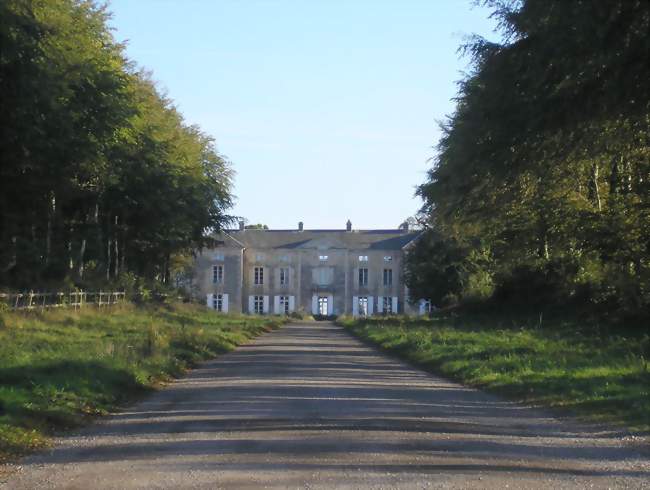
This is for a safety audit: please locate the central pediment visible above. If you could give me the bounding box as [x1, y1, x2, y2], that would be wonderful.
[296, 236, 348, 250]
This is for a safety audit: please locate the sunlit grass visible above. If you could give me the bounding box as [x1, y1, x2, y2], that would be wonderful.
[338, 314, 650, 432]
[0, 303, 285, 462]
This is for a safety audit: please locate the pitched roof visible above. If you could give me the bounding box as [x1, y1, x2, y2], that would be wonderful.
[217, 229, 420, 251]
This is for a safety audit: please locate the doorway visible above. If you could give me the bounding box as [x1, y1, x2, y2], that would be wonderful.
[318, 296, 328, 316]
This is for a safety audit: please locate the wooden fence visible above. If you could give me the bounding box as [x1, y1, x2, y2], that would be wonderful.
[0, 291, 126, 310]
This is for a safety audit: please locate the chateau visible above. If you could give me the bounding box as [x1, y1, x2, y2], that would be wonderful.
[193, 221, 429, 316]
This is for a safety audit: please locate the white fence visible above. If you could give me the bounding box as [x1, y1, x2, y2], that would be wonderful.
[0, 291, 126, 310]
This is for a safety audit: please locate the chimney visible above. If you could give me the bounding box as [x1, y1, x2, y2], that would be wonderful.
[346, 219, 352, 231]
[238, 220, 245, 231]
[298, 221, 304, 232]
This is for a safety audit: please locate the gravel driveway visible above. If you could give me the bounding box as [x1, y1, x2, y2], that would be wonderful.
[2, 322, 648, 489]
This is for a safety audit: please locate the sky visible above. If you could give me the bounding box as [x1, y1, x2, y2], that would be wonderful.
[107, 0, 499, 230]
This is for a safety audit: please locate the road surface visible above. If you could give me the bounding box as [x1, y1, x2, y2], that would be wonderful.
[2, 322, 648, 489]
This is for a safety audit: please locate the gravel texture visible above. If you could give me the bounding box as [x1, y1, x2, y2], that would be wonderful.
[1, 321, 648, 489]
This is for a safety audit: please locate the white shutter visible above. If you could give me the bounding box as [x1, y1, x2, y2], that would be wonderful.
[311, 295, 318, 315]
[327, 295, 334, 315]
[288, 296, 295, 312]
[419, 299, 425, 316]
[392, 296, 398, 314]
[274, 295, 280, 314]
[206, 294, 214, 309]
[222, 294, 229, 313]
[377, 296, 383, 314]
[352, 296, 358, 317]
[263, 295, 269, 314]
[248, 296, 255, 314]
[368, 296, 374, 315]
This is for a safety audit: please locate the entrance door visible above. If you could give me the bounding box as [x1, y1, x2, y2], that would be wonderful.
[318, 296, 328, 316]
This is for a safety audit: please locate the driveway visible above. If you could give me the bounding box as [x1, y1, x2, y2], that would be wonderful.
[2, 322, 648, 489]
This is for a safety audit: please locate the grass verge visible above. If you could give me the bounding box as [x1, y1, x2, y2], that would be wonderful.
[338, 314, 649, 432]
[0, 303, 285, 462]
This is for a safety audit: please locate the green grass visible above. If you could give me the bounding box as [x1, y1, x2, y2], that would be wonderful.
[338, 314, 650, 432]
[0, 303, 285, 462]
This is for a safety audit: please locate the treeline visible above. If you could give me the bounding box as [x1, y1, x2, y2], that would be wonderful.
[0, 0, 233, 289]
[407, 0, 650, 323]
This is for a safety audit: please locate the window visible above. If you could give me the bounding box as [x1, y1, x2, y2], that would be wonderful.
[213, 264, 224, 284]
[254, 295, 264, 314]
[383, 255, 392, 262]
[254, 266, 264, 285]
[313, 267, 333, 285]
[213, 294, 223, 312]
[255, 253, 265, 261]
[383, 268, 393, 287]
[213, 252, 224, 261]
[279, 295, 290, 314]
[319, 255, 328, 261]
[280, 255, 290, 262]
[358, 268, 368, 286]
[359, 255, 368, 262]
[383, 296, 392, 314]
[279, 267, 289, 285]
[358, 296, 368, 316]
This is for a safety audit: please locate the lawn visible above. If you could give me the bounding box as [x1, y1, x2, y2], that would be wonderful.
[338, 314, 650, 432]
[0, 303, 285, 462]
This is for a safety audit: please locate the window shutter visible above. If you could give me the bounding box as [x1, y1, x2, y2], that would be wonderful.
[206, 294, 214, 309]
[352, 296, 358, 317]
[418, 299, 425, 316]
[222, 294, 229, 313]
[288, 296, 295, 312]
[327, 295, 334, 315]
[274, 295, 280, 314]
[248, 296, 255, 314]
[377, 296, 384, 313]
[311, 295, 318, 315]
[263, 295, 269, 314]
[368, 296, 374, 315]
[392, 296, 398, 314]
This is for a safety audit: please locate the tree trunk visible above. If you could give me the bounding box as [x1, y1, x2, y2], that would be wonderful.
[113, 215, 119, 279]
[78, 238, 86, 279]
[591, 162, 602, 212]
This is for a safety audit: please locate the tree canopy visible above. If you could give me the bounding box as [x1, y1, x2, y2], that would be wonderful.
[0, 0, 233, 289]
[409, 0, 650, 322]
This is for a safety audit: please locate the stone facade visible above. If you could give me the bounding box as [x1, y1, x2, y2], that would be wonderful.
[192, 222, 428, 316]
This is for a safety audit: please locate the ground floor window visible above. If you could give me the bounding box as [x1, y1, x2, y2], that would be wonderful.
[213, 294, 223, 312]
[358, 296, 368, 316]
[383, 296, 392, 314]
[279, 296, 290, 314]
[318, 296, 328, 315]
[254, 295, 264, 314]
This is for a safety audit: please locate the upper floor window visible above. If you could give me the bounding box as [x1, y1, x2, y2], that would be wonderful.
[359, 255, 368, 262]
[213, 252, 224, 261]
[280, 267, 289, 285]
[314, 267, 333, 285]
[383, 255, 392, 262]
[255, 253, 265, 262]
[319, 255, 328, 261]
[213, 264, 224, 284]
[383, 268, 393, 287]
[280, 255, 290, 262]
[254, 266, 264, 285]
[358, 267, 368, 286]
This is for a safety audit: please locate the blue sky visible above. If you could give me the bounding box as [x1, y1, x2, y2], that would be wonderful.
[108, 0, 498, 230]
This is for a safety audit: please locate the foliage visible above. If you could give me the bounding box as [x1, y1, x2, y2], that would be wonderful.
[0, 0, 233, 290]
[410, 0, 650, 324]
[339, 314, 650, 432]
[0, 302, 285, 461]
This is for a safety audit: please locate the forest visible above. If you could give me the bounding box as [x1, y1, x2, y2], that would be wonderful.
[0, 0, 233, 291]
[406, 0, 650, 324]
